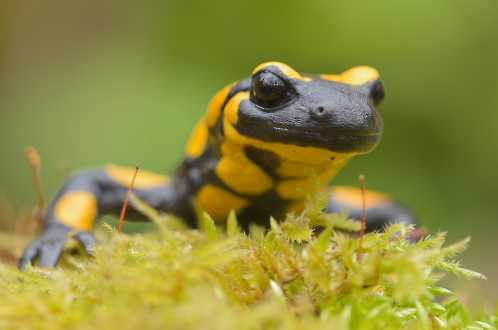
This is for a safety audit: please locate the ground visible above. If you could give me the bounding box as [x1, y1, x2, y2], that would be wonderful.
[0, 193, 496, 330]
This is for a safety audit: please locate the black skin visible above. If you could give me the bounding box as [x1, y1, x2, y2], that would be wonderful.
[19, 64, 416, 270]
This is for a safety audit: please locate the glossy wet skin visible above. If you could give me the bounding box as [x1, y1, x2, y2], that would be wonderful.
[233, 64, 384, 154]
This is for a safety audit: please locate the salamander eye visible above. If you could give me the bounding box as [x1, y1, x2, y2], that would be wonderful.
[368, 80, 385, 105]
[250, 71, 295, 109]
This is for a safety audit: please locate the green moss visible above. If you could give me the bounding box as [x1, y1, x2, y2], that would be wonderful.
[0, 193, 495, 330]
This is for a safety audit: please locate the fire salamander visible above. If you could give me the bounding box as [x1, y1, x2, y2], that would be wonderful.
[19, 62, 415, 269]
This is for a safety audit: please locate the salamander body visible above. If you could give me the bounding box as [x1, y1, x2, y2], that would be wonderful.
[19, 62, 415, 269]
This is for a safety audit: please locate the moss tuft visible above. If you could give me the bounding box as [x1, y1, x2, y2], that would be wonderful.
[0, 193, 494, 329]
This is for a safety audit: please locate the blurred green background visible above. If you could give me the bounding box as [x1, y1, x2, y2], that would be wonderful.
[1, 1, 497, 303]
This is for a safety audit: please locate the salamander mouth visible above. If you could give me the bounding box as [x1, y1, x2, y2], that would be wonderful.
[233, 108, 383, 154]
[268, 124, 382, 153]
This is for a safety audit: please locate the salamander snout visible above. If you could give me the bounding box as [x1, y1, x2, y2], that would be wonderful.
[303, 84, 384, 153]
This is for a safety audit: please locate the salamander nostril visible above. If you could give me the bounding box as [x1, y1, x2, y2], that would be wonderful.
[312, 106, 329, 119]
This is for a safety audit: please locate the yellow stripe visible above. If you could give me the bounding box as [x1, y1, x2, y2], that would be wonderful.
[320, 74, 342, 82]
[321, 66, 379, 85]
[55, 191, 97, 231]
[224, 91, 249, 125]
[252, 62, 311, 82]
[196, 185, 249, 220]
[277, 159, 329, 178]
[185, 119, 209, 158]
[206, 83, 234, 127]
[223, 119, 355, 166]
[106, 164, 168, 189]
[215, 141, 273, 195]
[276, 161, 347, 200]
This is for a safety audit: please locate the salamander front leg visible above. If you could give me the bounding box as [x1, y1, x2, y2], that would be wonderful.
[18, 165, 187, 269]
[19, 171, 104, 269]
[19, 223, 95, 269]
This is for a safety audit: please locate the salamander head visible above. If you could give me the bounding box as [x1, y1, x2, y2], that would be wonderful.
[222, 62, 384, 163]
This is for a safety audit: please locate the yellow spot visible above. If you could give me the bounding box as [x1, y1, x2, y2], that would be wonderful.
[277, 178, 312, 200]
[277, 159, 334, 178]
[223, 119, 356, 166]
[215, 141, 273, 195]
[55, 191, 97, 231]
[276, 161, 348, 200]
[106, 164, 168, 189]
[320, 74, 342, 82]
[252, 62, 311, 82]
[196, 185, 249, 220]
[185, 119, 209, 158]
[331, 186, 391, 208]
[206, 83, 234, 127]
[321, 66, 380, 85]
[224, 91, 249, 125]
